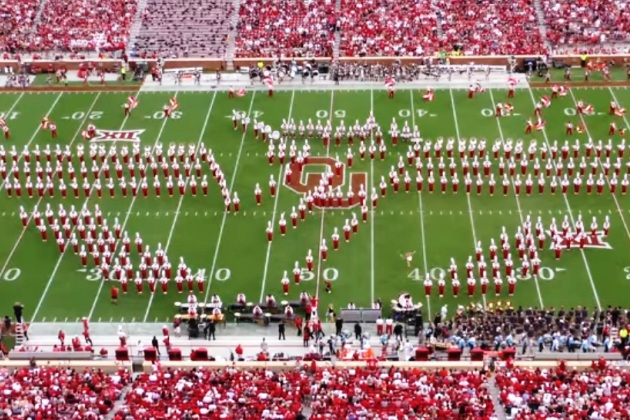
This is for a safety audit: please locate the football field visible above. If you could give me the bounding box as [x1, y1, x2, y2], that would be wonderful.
[1, 83, 630, 324]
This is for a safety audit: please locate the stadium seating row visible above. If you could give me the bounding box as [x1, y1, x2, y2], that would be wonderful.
[2, 0, 630, 56]
[1, 363, 625, 418]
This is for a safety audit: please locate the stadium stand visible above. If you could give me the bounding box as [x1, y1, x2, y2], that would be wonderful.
[0, 366, 131, 418]
[134, 0, 235, 58]
[541, 0, 630, 51]
[496, 365, 630, 418]
[309, 367, 494, 418]
[234, 0, 336, 58]
[117, 367, 306, 418]
[35, 0, 137, 52]
[0, 0, 39, 52]
[337, 0, 440, 57]
[436, 0, 545, 55]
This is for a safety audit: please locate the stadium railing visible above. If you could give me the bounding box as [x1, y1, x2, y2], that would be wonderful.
[0, 54, 629, 72]
[0, 359, 621, 372]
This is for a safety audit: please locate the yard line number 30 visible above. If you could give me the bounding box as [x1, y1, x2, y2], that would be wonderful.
[408, 267, 557, 282]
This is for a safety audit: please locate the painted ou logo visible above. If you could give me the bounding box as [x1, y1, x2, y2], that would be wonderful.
[92, 129, 144, 143]
[283, 156, 367, 209]
[546, 230, 612, 250]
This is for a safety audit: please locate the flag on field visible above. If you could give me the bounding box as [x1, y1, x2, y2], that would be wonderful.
[169, 97, 178, 111]
[507, 77, 518, 86]
[236, 88, 246, 97]
[583, 104, 595, 115]
[558, 86, 568, 97]
[540, 96, 551, 108]
[615, 107, 627, 117]
[423, 89, 434, 102]
[535, 118, 546, 131]
[128, 96, 139, 109]
[384, 77, 396, 88]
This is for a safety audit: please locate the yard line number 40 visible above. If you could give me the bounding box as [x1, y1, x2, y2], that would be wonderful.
[314, 109, 428, 119]
[408, 267, 557, 282]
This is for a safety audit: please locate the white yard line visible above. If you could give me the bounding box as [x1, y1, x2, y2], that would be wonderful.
[488, 89, 545, 308]
[369, 89, 376, 304]
[0, 92, 103, 281]
[202, 91, 257, 305]
[314, 90, 334, 299]
[448, 88, 487, 308]
[409, 90, 431, 319]
[138, 91, 219, 322]
[526, 86, 602, 309]
[258, 90, 295, 302]
[0, 93, 63, 195]
[31, 91, 152, 322]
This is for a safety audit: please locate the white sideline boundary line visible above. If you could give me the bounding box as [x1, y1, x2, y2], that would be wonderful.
[258, 90, 295, 302]
[409, 90, 431, 320]
[0, 93, 61, 196]
[526, 86, 602, 310]
[31, 91, 152, 322]
[202, 91, 257, 305]
[488, 89, 545, 309]
[0, 92, 103, 282]
[313, 91, 335, 299]
[448, 88, 487, 309]
[86, 92, 180, 321]
[140, 91, 218, 322]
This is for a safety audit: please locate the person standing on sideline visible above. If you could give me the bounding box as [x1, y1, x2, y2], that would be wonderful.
[13, 303, 23, 323]
[278, 321, 286, 340]
[207, 320, 216, 340]
[354, 322, 362, 340]
[151, 336, 160, 356]
[260, 338, 268, 353]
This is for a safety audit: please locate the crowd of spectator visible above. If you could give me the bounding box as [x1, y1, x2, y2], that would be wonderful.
[0, 0, 39, 52]
[496, 364, 630, 418]
[0, 366, 130, 418]
[2, 0, 630, 57]
[309, 367, 494, 418]
[428, 304, 630, 355]
[234, 0, 336, 58]
[437, 0, 545, 55]
[116, 366, 306, 419]
[542, 0, 630, 51]
[337, 0, 439, 57]
[34, 0, 137, 52]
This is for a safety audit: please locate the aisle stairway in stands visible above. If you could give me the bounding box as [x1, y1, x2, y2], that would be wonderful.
[105, 382, 133, 419]
[224, 0, 242, 71]
[32, 0, 49, 38]
[127, 0, 151, 50]
[532, 0, 552, 51]
[333, 0, 341, 59]
[434, 3, 444, 39]
[487, 373, 508, 420]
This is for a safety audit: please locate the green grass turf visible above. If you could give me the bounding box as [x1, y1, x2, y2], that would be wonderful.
[0, 85, 630, 324]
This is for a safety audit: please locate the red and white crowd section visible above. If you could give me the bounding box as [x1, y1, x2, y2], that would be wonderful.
[496, 365, 630, 418]
[541, 0, 630, 52]
[0, 0, 629, 55]
[0, 366, 131, 418]
[337, 0, 438, 57]
[234, 0, 336, 58]
[4, 363, 628, 419]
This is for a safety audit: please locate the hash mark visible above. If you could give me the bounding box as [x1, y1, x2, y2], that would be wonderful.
[185, 212, 189, 216]
[205, 212, 208, 216]
[146, 212, 150, 216]
[131, 317, 136, 322]
[488, 211, 492, 215]
[195, 212, 198, 216]
[64, 317, 68, 322]
[499, 210, 502, 215]
[109, 317, 113, 322]
[479, 211, 483, 215]
[509, 210, 512, 215]
[156, 212, 160, 217]
[214, 211, 217, 216]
